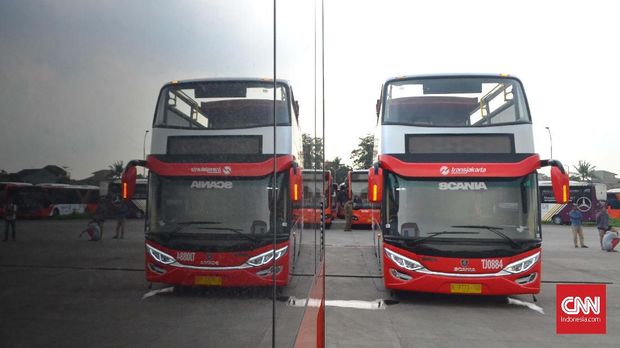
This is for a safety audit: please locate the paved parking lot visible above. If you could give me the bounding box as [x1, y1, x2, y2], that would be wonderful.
[1, 220, 618, 347]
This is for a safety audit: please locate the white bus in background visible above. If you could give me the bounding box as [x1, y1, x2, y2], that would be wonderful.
[539, 181, 606, 224]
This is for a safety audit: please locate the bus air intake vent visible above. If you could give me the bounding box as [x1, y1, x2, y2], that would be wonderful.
[406, 134, 514, 154]
[167, 135, 262, 155]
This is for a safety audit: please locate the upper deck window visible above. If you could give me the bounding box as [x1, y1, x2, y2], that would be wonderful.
[154, 81, 291, 129]
[383, 77, 530, 127]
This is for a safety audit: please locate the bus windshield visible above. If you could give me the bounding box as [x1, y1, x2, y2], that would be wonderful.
[301, 172, 327, 209]
[147, 173, 288, 238]
[383, 77, 530, 127]
[385, 173, 539, 243]
[350, 180, 371, 209]
[154, 80, 291, 129]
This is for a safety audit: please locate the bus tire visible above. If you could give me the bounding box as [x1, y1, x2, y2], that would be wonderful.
[552, 215, 563, 225]
[325, 222, 331, 229]
[52, 208, 60, 218]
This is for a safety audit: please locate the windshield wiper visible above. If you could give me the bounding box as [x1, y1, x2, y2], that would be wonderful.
[196, 227, 260, 243]
[177, 220, 221, 225]
[387, 231, 479, 245]
[451, 225, 522, 249]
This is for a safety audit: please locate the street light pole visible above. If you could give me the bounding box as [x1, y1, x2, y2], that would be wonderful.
[143, 130, 149, 176]
[545, 126, 553, 159]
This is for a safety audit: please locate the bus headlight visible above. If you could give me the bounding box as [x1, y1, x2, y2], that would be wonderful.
[384, 248, 423, 271]
[245, 246, 288, 267]
[147, 244, 176, 265]
[502, 252, 540, 274]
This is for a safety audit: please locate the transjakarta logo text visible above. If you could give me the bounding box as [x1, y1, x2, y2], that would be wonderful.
[439, 166, 487, 175]
[190, 181, 233, 189]
[438, 182, 488, 191]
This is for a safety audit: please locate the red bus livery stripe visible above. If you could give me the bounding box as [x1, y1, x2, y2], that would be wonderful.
[147, 154, 295, 177]
[379, 154, 541, 178]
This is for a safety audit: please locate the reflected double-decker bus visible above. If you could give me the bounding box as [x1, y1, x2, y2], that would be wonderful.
[299, 169, 333, 229]
[347, 170, 379, 227]
[123, 78, 304, 288]
[369, 74, 569, 296]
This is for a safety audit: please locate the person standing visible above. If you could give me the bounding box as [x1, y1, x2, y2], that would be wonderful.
[596, 202, 610, 250]
[3, 198, 17, 241]
[344, 199, 353, 231]
[569, 204, 587, 248]
[113, 200, 129, 239]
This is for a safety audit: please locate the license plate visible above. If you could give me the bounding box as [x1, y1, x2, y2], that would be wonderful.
[450, 283, 482, 294]
[195, 276, 222, 286]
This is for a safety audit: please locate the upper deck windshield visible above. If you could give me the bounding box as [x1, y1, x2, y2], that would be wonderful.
[154, 80, 291, 129]
[384, 173, 539, 248]
[383, 77, 530, 127]
[147, 173, 288, 246]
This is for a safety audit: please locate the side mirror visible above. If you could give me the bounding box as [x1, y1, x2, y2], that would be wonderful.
[375, 99, 381, 118]
[294, 101, 300, 117]
[368, 166, 383, 203]
[290, 166, 302, 202]
[550, 166, 570, 203]
[121, 166, 137, 200]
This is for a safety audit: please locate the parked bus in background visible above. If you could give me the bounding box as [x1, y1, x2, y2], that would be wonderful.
[539, 181, 606, 224]
[0, 182, 46, 219]
[369, 74, 569, 296]
[122, 78, 304, 288]
[299, 169, 333, 229]
[607, 188, 620, 219]
[36, 184, 100, 217]
[347, 170, 379, 227]
[107, 178, 148, 218]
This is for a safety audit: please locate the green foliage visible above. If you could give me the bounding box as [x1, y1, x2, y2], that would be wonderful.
[302, 134, 324, 169]
[573, 160, 596, 182]
[325, 157, 351, 185]
[108, 160, 125, 179]
[350, 134, 374, 170]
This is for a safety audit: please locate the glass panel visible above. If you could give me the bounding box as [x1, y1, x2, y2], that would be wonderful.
[386, 173, 540, 243]
[155, 81, 291, 129]
[384, 77, 530, 127]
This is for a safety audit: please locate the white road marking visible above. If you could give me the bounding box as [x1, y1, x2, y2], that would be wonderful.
[507, 297, 545, 314]
[287, 297, 385, 310]
[142, 286, 174, 300]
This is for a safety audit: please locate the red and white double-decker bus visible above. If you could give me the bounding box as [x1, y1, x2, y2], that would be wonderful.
[299, 169, 333, 229]
[369, 74, 569, 296]
[347, 170, 379, 227]
[123, 78, 304, 287]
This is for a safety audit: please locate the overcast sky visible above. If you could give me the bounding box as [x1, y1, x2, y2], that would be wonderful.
[1, 0, 619, 180]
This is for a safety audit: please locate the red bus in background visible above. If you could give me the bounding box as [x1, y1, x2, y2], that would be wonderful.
[347, 170, 379, 227]
[0, 182, 45, 219]
[123, 78, 304, 288]
[370, 74, 569, 296]
[300, 169, 333, 229]
[608, 189, 620, 219]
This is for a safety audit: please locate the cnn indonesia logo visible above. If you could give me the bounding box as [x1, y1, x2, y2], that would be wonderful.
[556, 284, 606, 334]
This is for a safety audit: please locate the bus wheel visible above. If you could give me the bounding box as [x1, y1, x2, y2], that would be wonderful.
[325, 222, 331, 229]
[52, 209, 60, 218]
[552, 215, 563, 225]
